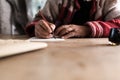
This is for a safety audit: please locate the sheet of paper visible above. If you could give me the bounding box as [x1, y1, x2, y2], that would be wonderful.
[28, 37, 65, 42]
[0, 40, 47, 58]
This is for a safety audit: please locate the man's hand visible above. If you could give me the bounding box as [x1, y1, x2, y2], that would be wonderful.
[35, 20, 56, 38]
[55, 24, 91, 39]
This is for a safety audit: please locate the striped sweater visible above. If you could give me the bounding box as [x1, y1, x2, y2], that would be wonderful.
[25, 0, 120, 37]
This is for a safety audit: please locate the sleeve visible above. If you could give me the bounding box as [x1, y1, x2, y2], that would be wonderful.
[25, 21, 38, 37]
[85, 0, 120, 38]
[86, 19, 120, 37]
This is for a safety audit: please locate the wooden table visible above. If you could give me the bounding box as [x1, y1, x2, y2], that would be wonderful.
[0, 35, 120, 80]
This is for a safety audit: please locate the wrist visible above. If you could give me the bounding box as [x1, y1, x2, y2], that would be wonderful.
[83, 25, 92, 37]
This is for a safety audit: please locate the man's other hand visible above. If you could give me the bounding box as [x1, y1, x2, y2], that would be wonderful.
[55, 24, 91, 39]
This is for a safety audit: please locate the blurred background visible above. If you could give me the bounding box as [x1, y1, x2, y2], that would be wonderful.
[0, 0, 47, 35]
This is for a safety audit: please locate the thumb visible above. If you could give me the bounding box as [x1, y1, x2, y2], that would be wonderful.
[48, 23, 56, 31]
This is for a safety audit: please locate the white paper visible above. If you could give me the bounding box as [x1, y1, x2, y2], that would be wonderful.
[0, 40, 48, 58]
[28, 37, 65, 42]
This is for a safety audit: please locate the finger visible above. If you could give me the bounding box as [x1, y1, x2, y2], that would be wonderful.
[35, 30, 53, 39]
[59, 27, 74, 37]
[35, 27, 48, 36]
[55, 25, 69, 35]
[36, 20, 46, 31]
[40, 20, 53, 33]
[35, 24, 50, 35]
[62, 31, 75, 39]
[37, 20, 52, 33]
[35, 24, 53, 38]
[35, 30, 43, 38]
[48, 23, 56, 32]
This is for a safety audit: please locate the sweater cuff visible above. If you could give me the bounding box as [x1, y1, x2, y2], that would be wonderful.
[85, 21, 104, 38]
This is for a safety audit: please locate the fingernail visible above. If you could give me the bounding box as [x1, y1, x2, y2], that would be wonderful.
[49, 34, 53, 38]
[61, 36, 65, 39]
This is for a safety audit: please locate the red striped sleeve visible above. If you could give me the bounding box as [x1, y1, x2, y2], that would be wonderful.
[85, 19, 120, 37]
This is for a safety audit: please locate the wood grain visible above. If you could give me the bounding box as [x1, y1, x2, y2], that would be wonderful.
[0, 37, 120, 80]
